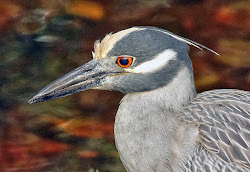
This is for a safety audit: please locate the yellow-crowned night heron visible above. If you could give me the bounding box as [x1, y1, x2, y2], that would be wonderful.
[29, 26, 250, 172]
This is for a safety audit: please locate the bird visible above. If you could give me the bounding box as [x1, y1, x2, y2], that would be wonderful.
[28, 26, 250, 172]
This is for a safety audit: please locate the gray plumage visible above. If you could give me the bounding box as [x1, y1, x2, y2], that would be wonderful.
[28, 26, 250, 171]
[181, 90, 250, 171]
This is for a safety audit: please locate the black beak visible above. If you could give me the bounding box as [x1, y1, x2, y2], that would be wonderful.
[28, 60, 107, 104]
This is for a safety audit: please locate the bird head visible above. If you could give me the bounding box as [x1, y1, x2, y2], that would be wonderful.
[28, 26, 218, 104]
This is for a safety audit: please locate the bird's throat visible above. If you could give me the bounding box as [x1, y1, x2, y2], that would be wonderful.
[114, 67, 197, 171]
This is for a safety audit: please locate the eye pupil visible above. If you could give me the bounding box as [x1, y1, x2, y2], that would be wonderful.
[117, 57, 133, 68]
[119, 58, 129, 65]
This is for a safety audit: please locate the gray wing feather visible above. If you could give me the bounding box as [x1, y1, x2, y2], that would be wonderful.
[180, 89, 250, 169]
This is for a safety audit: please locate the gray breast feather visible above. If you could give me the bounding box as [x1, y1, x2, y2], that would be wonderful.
[179, 89, 250, 170]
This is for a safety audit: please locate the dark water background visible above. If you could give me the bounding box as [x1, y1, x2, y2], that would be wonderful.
[0, 0, 249, 171]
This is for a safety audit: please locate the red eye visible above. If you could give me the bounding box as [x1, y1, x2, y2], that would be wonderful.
[116, 57, 133, 68]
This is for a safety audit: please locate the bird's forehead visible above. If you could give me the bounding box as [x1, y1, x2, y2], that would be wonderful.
[93, 27, 189, 62]
[92, 26, 218, 61]
[93, 27, 146, 60]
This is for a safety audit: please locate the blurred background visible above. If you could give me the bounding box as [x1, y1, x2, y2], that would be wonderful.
[0, 0, 249, 171]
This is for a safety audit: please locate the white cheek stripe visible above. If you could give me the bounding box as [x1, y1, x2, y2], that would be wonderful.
[126, 49, 177, 73]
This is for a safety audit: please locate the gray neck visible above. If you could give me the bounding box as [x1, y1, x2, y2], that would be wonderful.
[114, 67, 197, 172]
